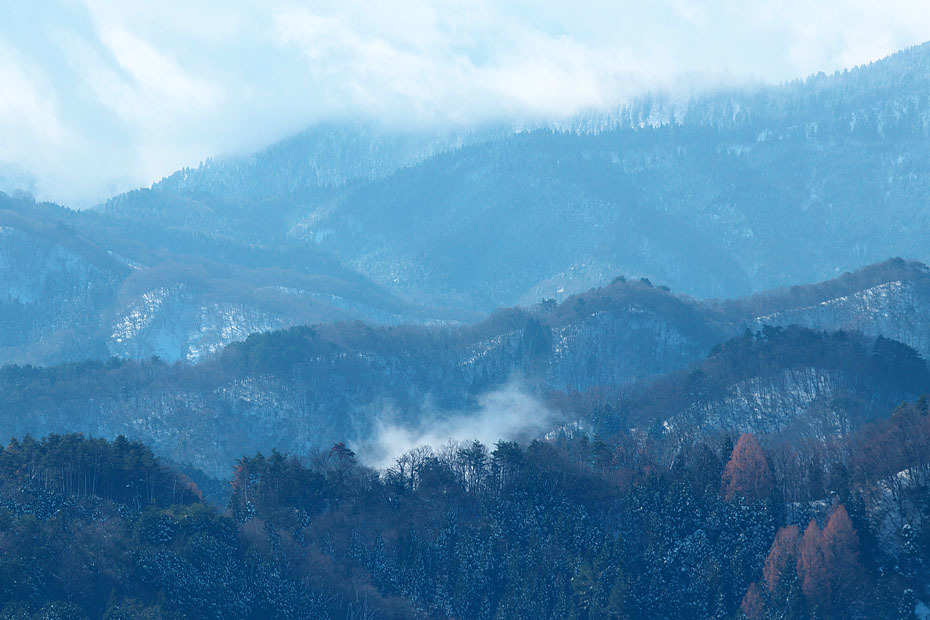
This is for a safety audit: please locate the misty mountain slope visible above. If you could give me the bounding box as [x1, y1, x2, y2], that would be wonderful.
[0, 191, 460, 365]
[270, 42, 930, 308]
[0, 279, 730, 474]
[94, 123, 502, 254]
[0, 200, 125, 363]
[7, 158, 930, 374]
[33, 42, 928, 346]
[725, 258, 930, 359]
[302, 132, 750, 308]
[4, 261, 930, 475]
[681, 40, 930, 130]
[621, 326, 930, 444]
[155, 121, 492, 204]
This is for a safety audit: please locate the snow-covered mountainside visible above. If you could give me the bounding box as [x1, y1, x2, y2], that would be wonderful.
[2, 271, 928, 476]
[108, 286, 288, 362]
[109, 42, 930, 310]
[0, 192, 459, 365]
[749, 279, 930, 359]
[625, 326, 929, 448]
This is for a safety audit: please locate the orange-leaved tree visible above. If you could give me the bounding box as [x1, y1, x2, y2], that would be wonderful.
[740, 582, 765, 619]
[822, 504, 865, 602]
[797, 519, 830, 609]
[763, 524, 800, 593]
[721, 433, 774, 502]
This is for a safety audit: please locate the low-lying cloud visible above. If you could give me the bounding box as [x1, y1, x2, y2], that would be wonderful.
[3, 0, 930, 206]
[358, 380, 562, 470]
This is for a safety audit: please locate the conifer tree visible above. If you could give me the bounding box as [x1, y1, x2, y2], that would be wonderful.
[740, 582, 764, 619]
[763, 524, 800, 593]
[823, 504, 864, 602]
[797, 519, 830, 610]
[721, 433, 774, 502]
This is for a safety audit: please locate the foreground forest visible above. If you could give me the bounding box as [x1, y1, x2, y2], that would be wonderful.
[2, 389, 929, 619]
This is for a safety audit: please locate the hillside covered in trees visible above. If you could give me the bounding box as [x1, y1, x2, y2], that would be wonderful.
[0, 295, 926, 479]
[2, 391, 930, 620]
[3, 27, 930, 620]
[134, 42, 930, 309]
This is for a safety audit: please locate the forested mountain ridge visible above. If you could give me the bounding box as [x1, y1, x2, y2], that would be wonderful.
[1, 259, 927, 479]
[0, 276, 729, 476]
[94, 41, 930, 310]
[2, 187, 929, 475]
[732, 260, 930, 358]
[0, 191, 464, 365]
[701, 258, 930, 369]
[3, 44, 930, 364]
[618, 326, 930, 447]
[153, 121, 494, 206]
[5, 168, 930, 376]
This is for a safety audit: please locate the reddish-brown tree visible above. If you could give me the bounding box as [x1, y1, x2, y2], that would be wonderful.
[797, 519, 831, 608]
[740, 582, 765, 619]
[722, 433, 774, 501]
[763, 524, 800, 593]
[823, 504, 865, 599]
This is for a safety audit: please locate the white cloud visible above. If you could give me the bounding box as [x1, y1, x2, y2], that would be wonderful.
[357, 380, 560, 469]
[0, 0, 929, 206]
[0, 50, 66, 161]
[97, 25, 223, 112]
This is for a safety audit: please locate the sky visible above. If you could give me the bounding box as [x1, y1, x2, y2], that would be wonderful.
[1, 1, 929, 207]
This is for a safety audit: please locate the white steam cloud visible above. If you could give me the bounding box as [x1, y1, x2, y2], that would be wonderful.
[358, 381, 561, 470]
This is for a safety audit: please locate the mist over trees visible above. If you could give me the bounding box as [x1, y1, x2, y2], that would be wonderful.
[3, 392, 930, 619]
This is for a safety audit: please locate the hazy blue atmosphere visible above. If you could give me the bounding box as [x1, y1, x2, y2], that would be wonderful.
[3, 0, 930, 205]
[3, 4, 930, 620]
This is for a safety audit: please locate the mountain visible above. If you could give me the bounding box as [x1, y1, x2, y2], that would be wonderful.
[95, 42, 930, 312]
[0, 191, 465, 365]
[0, 123, 504, 365]
[726, 258, 930, 357]
[154, 121, 492, 206]
[1, 259, 928, 476]
[0, 277, 728, 475]
[304, 42, 930, 308]
[619, 326, 930, 446]
[4, 45, 930, 364]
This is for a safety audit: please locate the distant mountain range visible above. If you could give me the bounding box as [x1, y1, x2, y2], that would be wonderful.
[0, 191, 466, 365]
[3, 43, 930, 367]
[1, 258, 927, 475]
[117, 41, 930, 309]
[2, 42, 930, 478]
